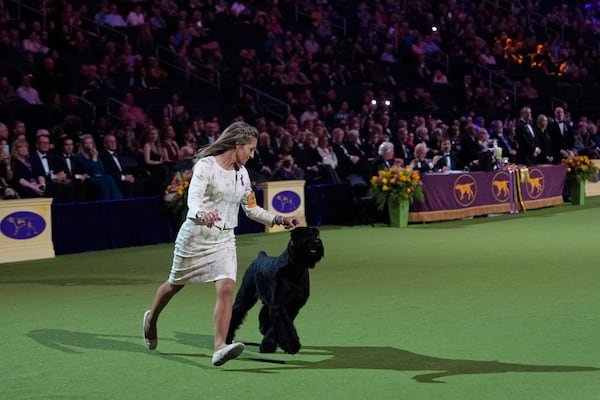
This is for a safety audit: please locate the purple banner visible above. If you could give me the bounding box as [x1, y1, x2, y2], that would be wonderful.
[410, 165, 567, 222]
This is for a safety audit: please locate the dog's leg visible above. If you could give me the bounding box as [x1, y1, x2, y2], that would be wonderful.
[258, 304, 271, 335]
[269, 278, 302, 354]
[271, 307, 300, 354]
[260, 327, 278, 353]
[226, 271, 259, 344]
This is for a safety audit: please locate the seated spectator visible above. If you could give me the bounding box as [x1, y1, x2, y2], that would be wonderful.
[0, 138, 17, 199]
[57, 136, 91, 202]
[369, 141, 403, 178]
[100, 134, 144, 198]
[0, 76, 19, 104]
[179, 126, 198, 151]
[22, 31, 48, 55]
[76, 134, 123, 200]
[126, 5, 145, 27]
[432, 69, 449, 85]
[171, 145, 195, 173]
[29, 132, 66, 200]
[297, 132, 332, 184]
[119, 91, 149, 129]
[409, 143, 435, 173]
[571, 121, 600, 159]
[270, 152, 305, 181]
[105, 4, 126, 27]
[255, 131, 278, 173]
[163, 92, 189, 128]
[434, 138, 462, 172]
[9, 139, 46, 198]
[161, 125, 180, 164]
[15, 74, 42, 105]
[489, 120, 518, 163]
[316, 135, 339, 173]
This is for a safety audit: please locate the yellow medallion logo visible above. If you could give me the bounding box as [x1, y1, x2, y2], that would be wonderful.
[491, 171, 510, 202]
[453, 174, 477, 207]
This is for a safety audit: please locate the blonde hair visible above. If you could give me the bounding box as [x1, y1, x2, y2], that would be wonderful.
[195, 121, 258, 162]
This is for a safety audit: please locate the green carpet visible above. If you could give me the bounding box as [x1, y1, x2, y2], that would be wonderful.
[1, 198, 600, 399]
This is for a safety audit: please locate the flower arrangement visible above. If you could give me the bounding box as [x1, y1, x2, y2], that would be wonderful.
[562, 155, 599, 183]
[163, 169, 192, 224]
[368, 167, 424, 211]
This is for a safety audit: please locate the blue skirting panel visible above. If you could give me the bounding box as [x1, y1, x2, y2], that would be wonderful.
[51, 183, 355, 255]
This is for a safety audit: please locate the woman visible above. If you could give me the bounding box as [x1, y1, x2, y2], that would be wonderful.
[161, 124, 180, 163]
[143, 122, 298, 366]
[142, 126, 168, 194]
[10, 139, 45, 198]
[76, 134, 123, 200]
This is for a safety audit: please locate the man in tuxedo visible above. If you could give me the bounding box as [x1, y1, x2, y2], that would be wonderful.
[100, 134, 143, 197]
[515, 106, 540, 166]
[434, 138, 461, 171]
[29, 131, 68, 200]
[58, 136, 91, 202]
[547, 106, 574, 163]
[392, 126, 414, 165]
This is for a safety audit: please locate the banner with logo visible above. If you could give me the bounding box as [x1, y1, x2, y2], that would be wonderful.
[1, 198, 55, 263]
[409, 165, 567, 223]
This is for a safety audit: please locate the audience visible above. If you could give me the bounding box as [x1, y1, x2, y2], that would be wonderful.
[2, 0, 600, 210]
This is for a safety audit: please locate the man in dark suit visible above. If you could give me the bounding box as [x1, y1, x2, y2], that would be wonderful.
[100, 134, 143, 198]
[369, 141, 403, 178]
[434, 138, 461, 171]
[57, 136, 91, 202]
[515, 106, 540, 166]
[458, 123, 480, 169]
[391, 126, 414, 166]
[29, 131, 68, 200]
[547, 106, 574, 163]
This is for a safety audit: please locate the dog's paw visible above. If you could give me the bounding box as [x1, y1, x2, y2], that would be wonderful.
[259, 338, 278, 353]
[281, 342, 301, 355]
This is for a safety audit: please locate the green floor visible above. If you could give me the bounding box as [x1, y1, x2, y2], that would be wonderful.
[1, 198, 600, 399]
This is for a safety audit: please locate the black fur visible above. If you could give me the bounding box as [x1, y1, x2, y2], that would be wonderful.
[227, 227, 324, 354]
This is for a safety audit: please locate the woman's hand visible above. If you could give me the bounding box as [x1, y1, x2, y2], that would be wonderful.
[197, 211, 222, 228]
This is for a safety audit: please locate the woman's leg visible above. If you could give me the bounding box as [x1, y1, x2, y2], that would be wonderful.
[213, 278, 235, 350]
[145, 281, 184, 340]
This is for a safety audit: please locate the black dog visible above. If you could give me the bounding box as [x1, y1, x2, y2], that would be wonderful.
[227, 226, 324, 354]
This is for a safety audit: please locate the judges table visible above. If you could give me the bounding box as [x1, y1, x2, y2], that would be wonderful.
[409, 165, 567, 223]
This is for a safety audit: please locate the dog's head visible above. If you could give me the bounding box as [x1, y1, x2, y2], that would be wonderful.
[288, 226, 324, 267]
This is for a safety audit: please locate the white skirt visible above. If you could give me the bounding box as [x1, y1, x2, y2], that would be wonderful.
[168, 219, 237, 285]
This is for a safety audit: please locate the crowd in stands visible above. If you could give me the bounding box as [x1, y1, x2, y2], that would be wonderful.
[2, 0, 600, 203]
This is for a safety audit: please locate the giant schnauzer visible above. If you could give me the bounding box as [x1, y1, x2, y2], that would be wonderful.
[227, 226, 324, 354]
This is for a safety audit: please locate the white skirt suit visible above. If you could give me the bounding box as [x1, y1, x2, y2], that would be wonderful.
[169, 156, 276, 284]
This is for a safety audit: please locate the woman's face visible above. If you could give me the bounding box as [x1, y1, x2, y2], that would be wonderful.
[16, 143, 29, 157]
[82, 138, 95, 150]
[235, 138, 257, 165]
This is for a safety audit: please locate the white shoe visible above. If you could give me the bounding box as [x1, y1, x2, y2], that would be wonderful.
[212, 342, 245, 366]
[143, 310, 157, 351]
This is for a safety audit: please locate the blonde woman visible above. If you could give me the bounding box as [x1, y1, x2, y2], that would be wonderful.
[76, 134, 123, 200]
[143, 122, 299, 366]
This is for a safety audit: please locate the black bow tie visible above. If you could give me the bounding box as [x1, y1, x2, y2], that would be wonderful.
[64, 154, 71, 158]
[40, 154, 47, 159]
